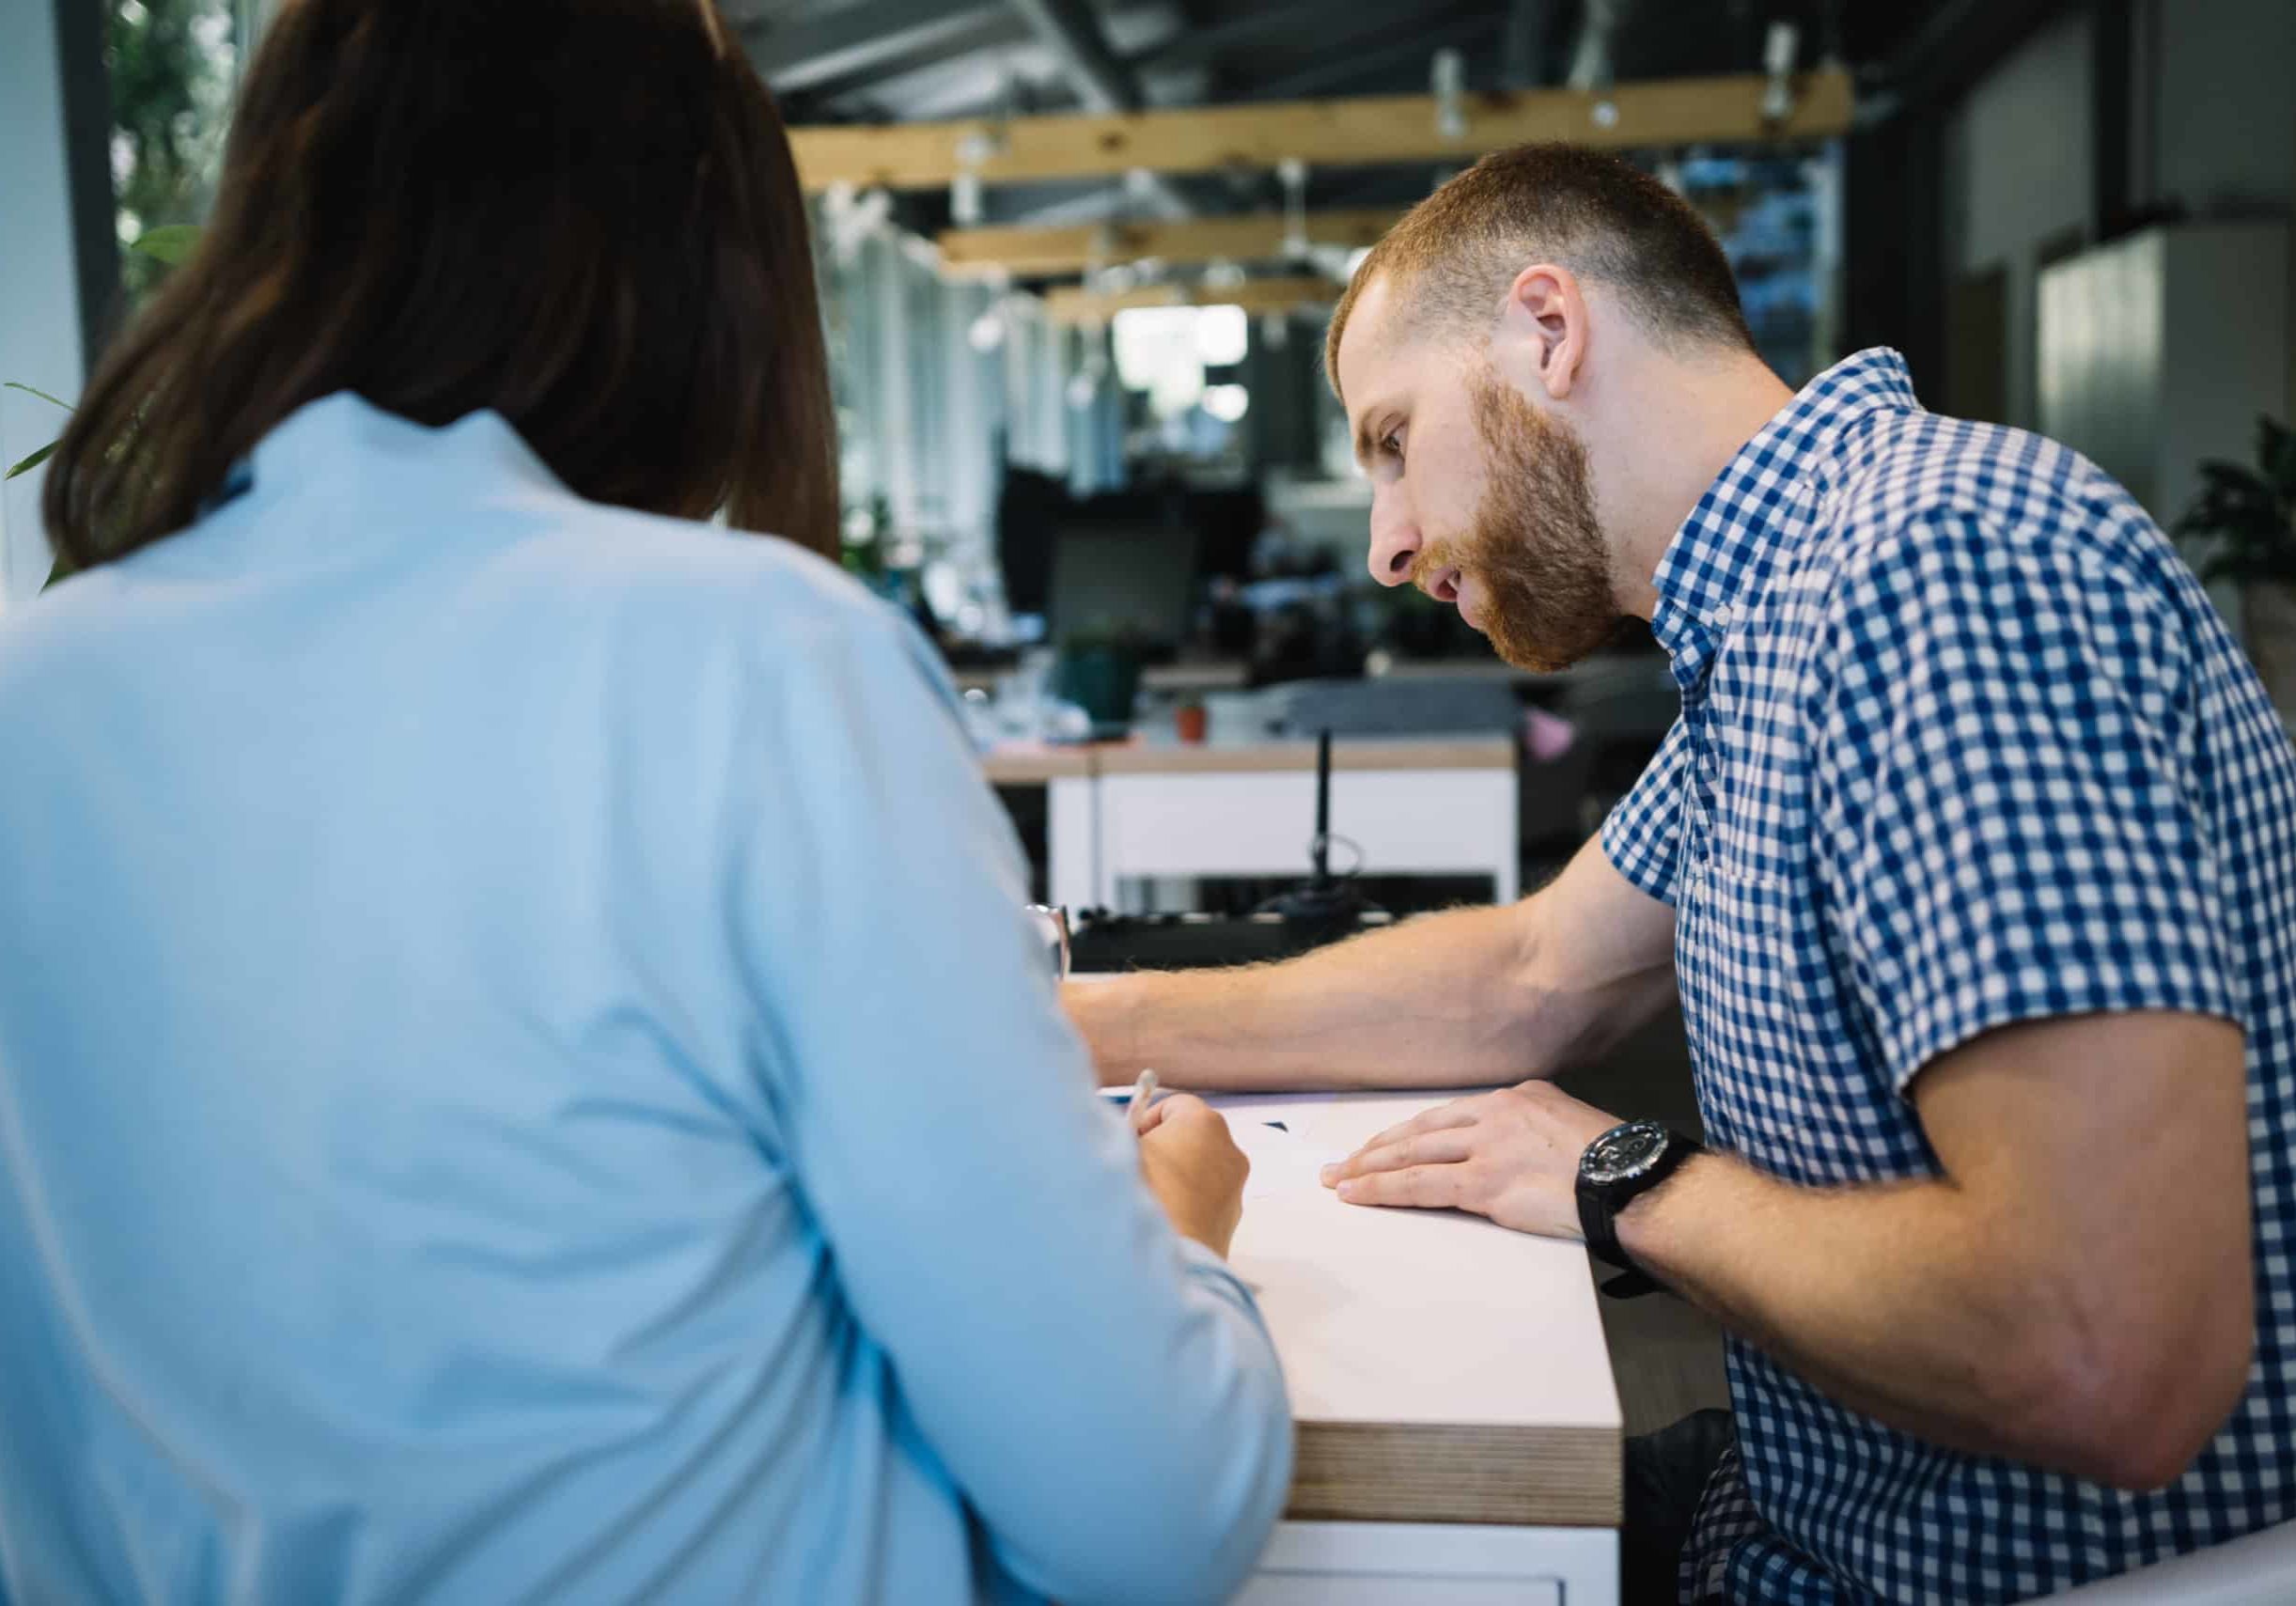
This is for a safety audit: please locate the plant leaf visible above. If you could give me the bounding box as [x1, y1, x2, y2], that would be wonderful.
[3, 381, 74, 413]
[131, 224, 202, 265]
[4, 440, 56, 480]
[2261, 415, 2296, 497]
[2257, 413, 2292, 463]
[2197, 458, 2265, 483]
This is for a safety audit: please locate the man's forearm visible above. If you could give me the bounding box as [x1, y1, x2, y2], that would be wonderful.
[1065, 839, 1678, 1090]
[1620, 1157, 2037, 1449]
[1068, 902, 1545, 1089]
[1617, 1154, 2228, 1487]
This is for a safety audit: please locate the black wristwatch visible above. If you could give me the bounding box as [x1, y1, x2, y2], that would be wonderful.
[1576, 1120, 1703, 1299]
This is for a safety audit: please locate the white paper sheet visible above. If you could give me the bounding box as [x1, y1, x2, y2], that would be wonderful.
[1226, 1115, 1340, 1200]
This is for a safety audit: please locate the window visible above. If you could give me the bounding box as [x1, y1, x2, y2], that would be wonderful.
[106, 0, 240, 303]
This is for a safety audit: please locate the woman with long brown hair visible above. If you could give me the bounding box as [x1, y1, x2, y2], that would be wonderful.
[0, 4, 1289, 1601]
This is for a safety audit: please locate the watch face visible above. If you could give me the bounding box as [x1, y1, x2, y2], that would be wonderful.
[1582, 1121, 1670, 1186]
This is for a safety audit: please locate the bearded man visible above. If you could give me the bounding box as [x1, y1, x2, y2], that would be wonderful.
[1064, 144, 2296, 1605]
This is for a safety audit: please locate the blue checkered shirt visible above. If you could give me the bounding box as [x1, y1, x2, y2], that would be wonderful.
[1601, 349, 2296, 1603]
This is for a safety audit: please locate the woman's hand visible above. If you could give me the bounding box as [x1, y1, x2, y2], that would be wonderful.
[1136, 1094, 1249, 1257]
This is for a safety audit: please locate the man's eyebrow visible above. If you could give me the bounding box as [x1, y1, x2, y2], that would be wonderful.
[1352, 407, 1389, 469]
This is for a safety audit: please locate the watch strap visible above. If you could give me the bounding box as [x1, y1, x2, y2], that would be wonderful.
[1599, 1267, 1665, 1300]
[1577, 1127, 1703, 1296]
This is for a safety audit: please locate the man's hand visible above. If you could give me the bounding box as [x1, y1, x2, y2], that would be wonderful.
[1137, 1094, 1250, 1257]
[1320, 1080, 1622, 1237]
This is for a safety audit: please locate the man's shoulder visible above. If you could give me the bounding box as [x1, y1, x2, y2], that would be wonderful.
[1814, 410, 2177, 609]
[1780, 411, 2226, 747]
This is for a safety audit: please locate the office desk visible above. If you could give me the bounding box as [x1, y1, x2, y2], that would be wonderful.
[983, 718, 1521, 911]
[952, 657, 1252, 699]
[1210, 1089, 1622, 1603]
[980, 745, 1095, 912]
[1086, 736, 1521, 911]
[977, 743, 1094, 787]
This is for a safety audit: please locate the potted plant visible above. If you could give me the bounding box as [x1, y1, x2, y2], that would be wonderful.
[2175, 415, 2296, 725]
[1173, 695, 1209, 743]
[1052, 619, 1146, 737]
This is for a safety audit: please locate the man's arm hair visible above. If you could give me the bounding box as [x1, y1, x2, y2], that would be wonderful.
[1620, 1011, 2254, 1490]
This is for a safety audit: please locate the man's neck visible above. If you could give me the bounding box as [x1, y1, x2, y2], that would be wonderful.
[1600, 352, 1796, 620]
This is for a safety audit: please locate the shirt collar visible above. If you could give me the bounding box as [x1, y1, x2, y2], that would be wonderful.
[204, 391, 566, 525]
[1647, 348, 1922, 689]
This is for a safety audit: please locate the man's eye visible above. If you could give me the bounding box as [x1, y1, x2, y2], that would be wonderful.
[1382, 430, 1404, 466]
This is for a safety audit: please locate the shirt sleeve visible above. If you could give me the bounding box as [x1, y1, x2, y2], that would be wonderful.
[1601, 714, 1693, 905]
[1810, 510, 2241, 1093]
[727, 592, 1291, 1606]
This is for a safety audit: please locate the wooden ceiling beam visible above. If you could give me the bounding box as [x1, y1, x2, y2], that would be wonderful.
[789, 68, 1855, 194]
[1042, 273, 1344, 324]
[1002, 0, 1195, 218]
[939, 207, 1402, 277]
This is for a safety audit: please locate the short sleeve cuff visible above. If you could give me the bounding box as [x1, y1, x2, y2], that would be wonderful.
[1878, 964, 2244, 1097]
[1601, 806, 1678, 906]
[1601, 717, 1693, 907]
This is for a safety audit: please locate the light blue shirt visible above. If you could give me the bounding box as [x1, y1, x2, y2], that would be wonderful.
[0, 396, 1292, 1605]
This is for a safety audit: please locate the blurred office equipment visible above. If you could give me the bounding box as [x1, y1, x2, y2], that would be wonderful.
[1277, 676, 1525, 739]
[1047, 522, 1201, 657]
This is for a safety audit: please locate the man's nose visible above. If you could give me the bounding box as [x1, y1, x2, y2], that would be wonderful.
[1367, 511, 1423, 588]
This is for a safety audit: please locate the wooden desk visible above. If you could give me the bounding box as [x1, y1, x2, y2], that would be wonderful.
[1141, 657, 1251, 695]
[977, 743, 1093, 786]
[956, 658, 1252, 699]
[1210, 1089, 1622, 1603]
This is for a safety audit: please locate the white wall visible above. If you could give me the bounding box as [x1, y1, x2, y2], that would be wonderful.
[1943, 0, 2296, 436]
[2039, 222, 2289, 522]
[1943, 10, 2094, 429]
[0, 0, 89, 603]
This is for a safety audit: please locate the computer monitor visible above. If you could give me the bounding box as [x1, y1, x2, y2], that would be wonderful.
[1046, 522, 1201, 654]
[994, 465, 1068, 620]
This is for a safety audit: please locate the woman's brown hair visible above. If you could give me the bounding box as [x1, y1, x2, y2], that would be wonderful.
[44, 0, 837, 570]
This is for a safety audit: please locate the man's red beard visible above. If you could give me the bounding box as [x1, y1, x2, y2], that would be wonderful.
[1414, 368, 1619, 673]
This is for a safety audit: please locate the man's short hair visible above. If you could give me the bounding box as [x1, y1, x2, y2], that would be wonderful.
[1325, 143, 1755, 399]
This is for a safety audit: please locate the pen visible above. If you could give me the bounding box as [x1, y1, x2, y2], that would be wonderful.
[1129, 1068, 1159, 1134]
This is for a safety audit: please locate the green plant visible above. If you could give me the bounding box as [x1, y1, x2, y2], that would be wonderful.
[125, 224, 201, 267]
[2174, 415, 2296, 586]
[2, 383, 72, 481]
[8, 0, 226, 470]
[838, 491, 895, 581]
[5, 227, 200, 486]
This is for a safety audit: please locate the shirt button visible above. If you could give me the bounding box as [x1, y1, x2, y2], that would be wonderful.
[1711, 605, 1735, 629]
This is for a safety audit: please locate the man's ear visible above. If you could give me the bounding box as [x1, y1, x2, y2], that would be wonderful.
[1498, 263, 1589, 402]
